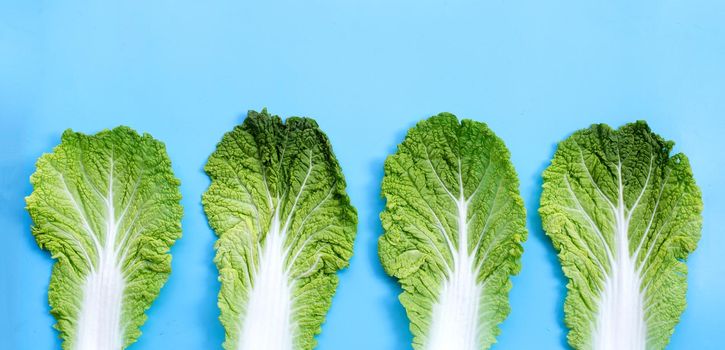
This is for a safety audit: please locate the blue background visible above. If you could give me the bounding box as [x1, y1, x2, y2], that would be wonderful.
[2, 1, 724, 349]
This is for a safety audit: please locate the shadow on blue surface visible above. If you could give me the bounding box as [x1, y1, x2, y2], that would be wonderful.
[365, 124, 415, 349]
[2, 133, 62, 348]
[527, 141, 570, 350]
[194, 166, 226, 348]
[191, 119, 233, 348]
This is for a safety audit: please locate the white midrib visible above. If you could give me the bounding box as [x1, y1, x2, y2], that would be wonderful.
[237, 155, 316, 350]
[592, 165, 647, 350]
[75, 164, 125, 350]
[237, 208, 293, 350]
[426, 181, 482, 350]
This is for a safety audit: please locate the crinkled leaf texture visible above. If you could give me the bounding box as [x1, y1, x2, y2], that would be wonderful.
[202, 109, 357, 350]
[26, 127, 183, 350]
[539, 121, 702, 350]
[378, 113, 527, 350]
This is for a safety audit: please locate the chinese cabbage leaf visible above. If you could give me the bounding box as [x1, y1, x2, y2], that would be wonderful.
[26, 127, 183, 350]
[378, 113, 527, 350]
[539, 121, 702, 350]
[202, 109, 357, 350]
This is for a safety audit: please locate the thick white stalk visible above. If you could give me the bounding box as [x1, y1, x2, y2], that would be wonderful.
[75, 174, 125, 350]
[75, 249, 125, 350]
[426, 193, 481, 350]
[237, 210, 293, 350]
[592, 169, 646, 350]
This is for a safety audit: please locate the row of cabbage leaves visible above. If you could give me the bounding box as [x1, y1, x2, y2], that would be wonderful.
[26, 112, 701, 350]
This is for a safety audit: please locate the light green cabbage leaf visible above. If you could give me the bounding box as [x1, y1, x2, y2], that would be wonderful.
[202, 109, 357, 350]
[26, 127, 183, 350]
[378, 113, 527, 350]
[539, 121, 703, 350]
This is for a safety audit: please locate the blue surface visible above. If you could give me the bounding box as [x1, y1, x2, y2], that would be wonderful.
[2, 1, 724, 349]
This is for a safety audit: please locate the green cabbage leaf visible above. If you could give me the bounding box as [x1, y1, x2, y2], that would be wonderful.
[202, 109, 357, 350]
[26, 127, 183, 350]
[378, 113, 527, 350]
[539, 121, 702, 350]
